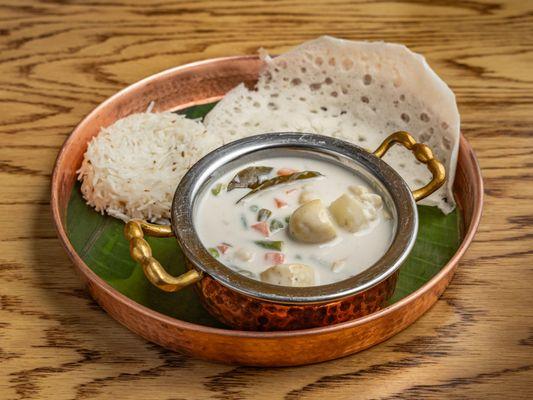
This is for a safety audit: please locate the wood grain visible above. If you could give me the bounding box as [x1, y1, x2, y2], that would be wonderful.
[0, 0, 531, 398]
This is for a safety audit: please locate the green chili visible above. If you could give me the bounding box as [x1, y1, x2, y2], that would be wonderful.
[211, 183, 224, 196]
[254, 240, 283, 251]
[269, 219, 284, 232]
[257, 208, 272, 222]
[208, 248, 220, 258]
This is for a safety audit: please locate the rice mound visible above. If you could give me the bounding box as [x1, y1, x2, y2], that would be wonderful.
[204, 36, 460, 213]
[78, 112, 221, 222]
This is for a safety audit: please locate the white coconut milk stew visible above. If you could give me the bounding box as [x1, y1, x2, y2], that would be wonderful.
[194, 156, 394, 287]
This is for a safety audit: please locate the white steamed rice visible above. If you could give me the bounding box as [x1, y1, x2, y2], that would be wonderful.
[77, 111, 221, 222]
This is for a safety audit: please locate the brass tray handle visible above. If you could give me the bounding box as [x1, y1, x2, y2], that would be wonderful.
[373, 131, 446, 201]
[124, 220, 203, 292]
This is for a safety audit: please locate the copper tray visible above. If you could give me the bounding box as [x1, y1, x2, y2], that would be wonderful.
[51, 56, 483, 367]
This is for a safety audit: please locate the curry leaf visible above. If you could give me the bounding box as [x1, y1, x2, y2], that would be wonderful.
[227, 166, 273, 191]
[237, 171, 322, 203]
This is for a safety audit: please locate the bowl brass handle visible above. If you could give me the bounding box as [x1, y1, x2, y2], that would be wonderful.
[373, 131, 446, 201]
[124, 220, 203, 292]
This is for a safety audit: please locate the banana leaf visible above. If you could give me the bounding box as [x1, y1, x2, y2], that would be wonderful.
[66, 103, 461, 329]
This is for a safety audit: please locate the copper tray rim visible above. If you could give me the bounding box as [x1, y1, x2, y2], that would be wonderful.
[51, 55, 483, 341]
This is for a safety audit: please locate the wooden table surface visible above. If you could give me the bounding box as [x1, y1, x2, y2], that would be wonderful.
[1, 0, 532, 398]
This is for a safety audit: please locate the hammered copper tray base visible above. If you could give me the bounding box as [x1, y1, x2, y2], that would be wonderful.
[51, 56, 483, 367]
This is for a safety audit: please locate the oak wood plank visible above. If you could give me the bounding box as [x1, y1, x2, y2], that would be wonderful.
[0, 0, 531, 398]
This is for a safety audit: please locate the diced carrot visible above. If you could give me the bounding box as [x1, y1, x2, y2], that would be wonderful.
[274, 198, 287, 208]
[277, 168, 297, 176]
[251, 221, 270, 237]
[217, 244, 230, 254]
[264, 252, 285, 264]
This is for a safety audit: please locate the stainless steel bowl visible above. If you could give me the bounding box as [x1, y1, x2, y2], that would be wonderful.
[124, 131, 445, 330]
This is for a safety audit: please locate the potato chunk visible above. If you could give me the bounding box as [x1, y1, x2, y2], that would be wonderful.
[298, 189, 319, 204]
[360, 192, 383, 209]
[289, 199, 337, 243]
[234, 248, 255, 262]
[260, 263, 315, 287]
[348, 185, 369, 197]
[329, 194, 368, 233]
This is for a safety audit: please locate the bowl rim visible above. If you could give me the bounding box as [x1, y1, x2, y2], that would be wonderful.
[172, 132, 418, 304]
[50, 55, 483, 339]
